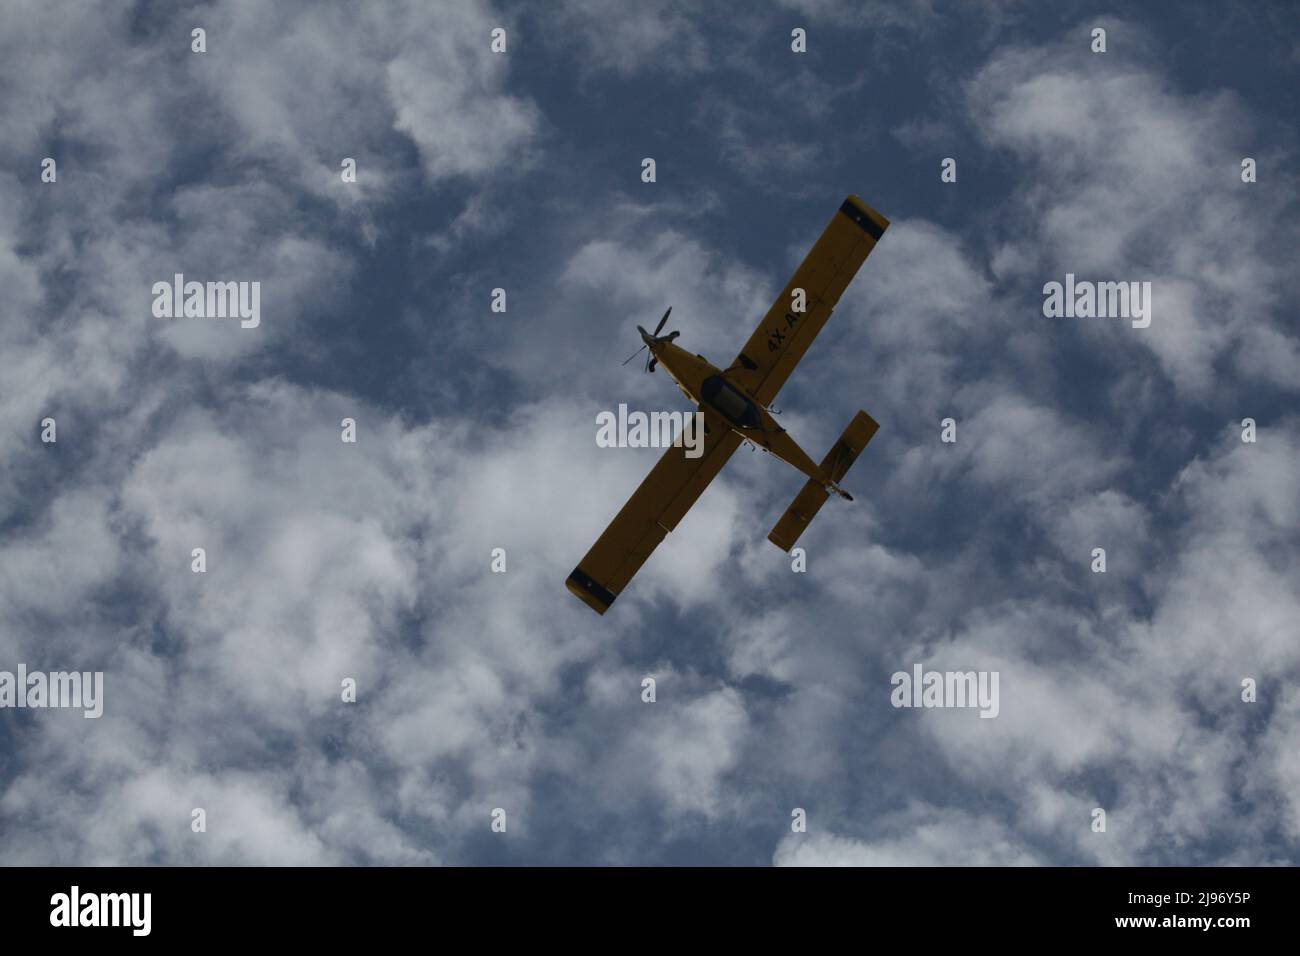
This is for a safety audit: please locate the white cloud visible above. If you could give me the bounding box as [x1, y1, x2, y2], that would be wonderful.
[774, 805, 1044, 866]
[966, 21, 1300, 395]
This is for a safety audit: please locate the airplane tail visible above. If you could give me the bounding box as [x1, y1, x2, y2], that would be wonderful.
[767, 410, 879, 552]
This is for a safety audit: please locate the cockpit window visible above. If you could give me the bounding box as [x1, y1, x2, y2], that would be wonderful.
[701, 376, 760, 428]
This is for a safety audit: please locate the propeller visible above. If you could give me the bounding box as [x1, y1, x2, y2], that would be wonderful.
[620, 306, 677, 373]
[652, 306, 672, 337]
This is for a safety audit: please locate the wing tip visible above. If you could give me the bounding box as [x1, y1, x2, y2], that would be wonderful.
[566, 566, 616, 615]
[840, 195, 889, 239]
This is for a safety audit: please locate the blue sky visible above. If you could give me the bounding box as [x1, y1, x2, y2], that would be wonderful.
[1, 0, 1298, 865]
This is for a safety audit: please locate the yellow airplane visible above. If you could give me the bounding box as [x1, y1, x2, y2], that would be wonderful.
[567, 195, 889, 615]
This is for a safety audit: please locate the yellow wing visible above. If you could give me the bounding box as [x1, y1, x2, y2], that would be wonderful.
[567, 410, 741, 614]
[728, 195, 889, 407]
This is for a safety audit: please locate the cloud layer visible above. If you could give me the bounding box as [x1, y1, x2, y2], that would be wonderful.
[1, 4, 1296, 866]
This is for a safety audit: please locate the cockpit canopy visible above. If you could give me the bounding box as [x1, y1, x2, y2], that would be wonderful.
[701, 375, 760, 429]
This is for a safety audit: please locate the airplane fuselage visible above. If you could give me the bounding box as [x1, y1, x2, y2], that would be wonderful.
[644, 332, 833, 491]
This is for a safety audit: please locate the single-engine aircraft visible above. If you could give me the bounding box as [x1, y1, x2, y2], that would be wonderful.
[566, 195, 889, 615]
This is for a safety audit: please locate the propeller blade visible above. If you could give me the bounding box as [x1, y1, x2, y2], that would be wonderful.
[648, 355, 658, 373]
[653, 306, 672, 337]
[621, 344, 647, 366]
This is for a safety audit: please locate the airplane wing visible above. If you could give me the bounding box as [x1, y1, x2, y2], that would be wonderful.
[566, 410, 742, 614]
[727, 195, 889, 407]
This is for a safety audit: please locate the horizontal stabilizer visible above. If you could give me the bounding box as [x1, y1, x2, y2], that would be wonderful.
[767, 410, 879, 552]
